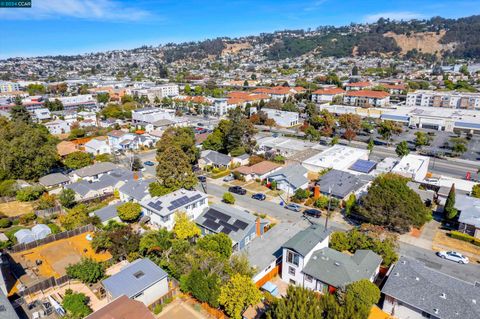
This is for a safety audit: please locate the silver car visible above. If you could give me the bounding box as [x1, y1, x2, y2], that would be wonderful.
[437, 251, 469, 264]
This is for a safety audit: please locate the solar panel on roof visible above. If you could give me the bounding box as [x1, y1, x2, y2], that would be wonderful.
[203, 219, 220, 231]
[219, 220, 239, 232]
[233, 220, 249, 230]
[210, 209, 231, 222]
[221, 228, 232, 235]
[203, 212, 216, 220]
[190, 194, 202, 201]
[349, 159, 376, 173]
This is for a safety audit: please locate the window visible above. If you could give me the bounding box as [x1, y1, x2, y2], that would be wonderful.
[305, 275, 313, 283]
[288, 266, 295, 276]
[286, 250, 300, 266]
[245, 236, 250, 245]
[289, 279, 296, 285]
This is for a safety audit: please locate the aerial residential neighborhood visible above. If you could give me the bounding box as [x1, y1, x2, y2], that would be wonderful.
[1, 1, 480, 319]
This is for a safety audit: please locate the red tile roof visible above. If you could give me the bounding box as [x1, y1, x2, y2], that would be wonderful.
[383, 84, 406, 90]
[345, 81, 371, 87]
[346, 90, 390, 98]
[312, 88, 345, 95]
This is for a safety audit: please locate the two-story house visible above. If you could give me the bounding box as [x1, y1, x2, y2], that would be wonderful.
[140, 189, 208, 230]
[107, 130, 139, 151]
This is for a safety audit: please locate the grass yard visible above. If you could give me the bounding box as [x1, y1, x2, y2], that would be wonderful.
[0, 201, 34, 217]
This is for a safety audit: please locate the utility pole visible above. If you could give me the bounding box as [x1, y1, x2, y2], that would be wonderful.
[324, 186, 332, 230]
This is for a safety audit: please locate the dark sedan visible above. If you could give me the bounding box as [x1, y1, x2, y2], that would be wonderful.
[252, 193, 266, 201]
[228, 186, 247, 195]
[303, 209, 322, 218]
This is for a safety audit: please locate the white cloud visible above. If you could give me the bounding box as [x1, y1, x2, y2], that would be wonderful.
[363, 11, 426, 23]
[304, 0, 328, 12]
[0, 0, 152, 21]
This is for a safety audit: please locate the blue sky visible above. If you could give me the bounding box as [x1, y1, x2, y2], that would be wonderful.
[1, 0, 480, 58]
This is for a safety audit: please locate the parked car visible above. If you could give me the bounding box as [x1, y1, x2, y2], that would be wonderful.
[303, 209, 322, 218]
[284, 203, 301, 212]
[198, 176, 207, 183]
[436, 251, 469, 264]
[143, 161, 155, 166]
[252, 193, 266, 201]
[223, 174, 234, 182]
[228, 186, 246, 195]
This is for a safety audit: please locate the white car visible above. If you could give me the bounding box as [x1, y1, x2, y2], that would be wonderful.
[437, 251, 469, 264]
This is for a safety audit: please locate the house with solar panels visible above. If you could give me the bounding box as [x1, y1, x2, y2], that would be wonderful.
[195, 203, 270, 251]
[139, 189, 208, 230]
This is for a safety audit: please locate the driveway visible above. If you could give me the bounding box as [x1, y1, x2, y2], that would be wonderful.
[158, 299, 208, 319]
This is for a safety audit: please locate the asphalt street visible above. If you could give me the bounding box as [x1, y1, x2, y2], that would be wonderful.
[203, 181, 480, 283]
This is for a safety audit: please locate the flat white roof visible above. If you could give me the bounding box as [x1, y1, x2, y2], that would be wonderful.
[302, 145, 368, 171]
[391, 154, 429, 175]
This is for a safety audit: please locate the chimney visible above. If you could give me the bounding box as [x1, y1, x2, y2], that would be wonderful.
[313, 185, 320, 199]
[256, 218, 261, 237]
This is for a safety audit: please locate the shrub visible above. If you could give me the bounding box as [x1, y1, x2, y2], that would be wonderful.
[66, 258, 105, 284]
[36, 193, 56, 210]
[232, 171, 245, 181]
[211, 169, 231, 179]
[16, 186, 45, 202]
[0, 218, 12, 228]
[293, 189, 310, 201]
[450, 231, 475, 243]
[314, 196, 329, 209]
[59, 188, 76, 208]
[18, 212, 37, 225]
[223, 192, 235, 204]
[62, 290, 93, 318]
[0, 180, 17, 197]
[117, 202, 142, 222]
[153, 304, 163, 315]
[48, 223, 61, 234]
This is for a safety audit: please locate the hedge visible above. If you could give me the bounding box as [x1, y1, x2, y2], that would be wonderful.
[450, 231, 480, 246]
[211, 170, 231, 179]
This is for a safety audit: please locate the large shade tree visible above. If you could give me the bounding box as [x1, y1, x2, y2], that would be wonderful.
[356, 173, 431, 233]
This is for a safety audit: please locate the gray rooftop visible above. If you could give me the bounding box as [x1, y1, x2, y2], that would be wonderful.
[71, 162, 118, 178]
[316, 169, 373, 199]
[242, 222, 307, 274]
[39, 173, 70, 187]
[303, 248, 382, 289]
[0, 289, 19, 319]
[66, 169, 134, 196]
[140, 189, 207, 217]
[282, 224, 331, 256]
[102, 258, 168, 299]
[119, 178, 155, 202]
[267, 163, 308, 189]
[196, 203, 263, 245]
[91, 202, 122, 222]
[456, 194, 480, 228]
[382, 257, 480, 319]
[200, 150, 232, 167]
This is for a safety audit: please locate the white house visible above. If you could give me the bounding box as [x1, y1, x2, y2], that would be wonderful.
[311, 88, 345, 103]
[343, 90, 390, 108]
[131, 107, 175, 124]
[44, 119, 71, 135]
[85, 138, 111, 155]
[391, 154, 429, 182]
[302, 145, 369, 172]
[107, 130, 139, 151]
[260, 108, 299, 127]
[267, 164, 309, 195]
[102, 258, 169, 306]
[69, 162, 119, 182]
[140, 189, 209, 230]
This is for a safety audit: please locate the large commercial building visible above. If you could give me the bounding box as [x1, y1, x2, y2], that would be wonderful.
[0, 81, 20, 93]
[132, 84, 179, 101]
[406, 90, 480, 110]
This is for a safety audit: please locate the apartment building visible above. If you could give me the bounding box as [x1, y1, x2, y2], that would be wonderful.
[0, 81, 20, 93]
[343, 90, 390, 108]
[132, 84, 179, 101]
[406, 90, 480, 110]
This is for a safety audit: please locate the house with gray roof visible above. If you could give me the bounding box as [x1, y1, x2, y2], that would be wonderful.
[267, 163, 309, 195]
[90, 202, 123, 224]
[382, 257, 480, 319]
[199, 150, 232, 168]
[70, 162, 119, 182]
[119, 178, 155, 203]
[196, 203, 269, 251]
[140, 189, 208, 231]
[456, 194, 480, 238]
[316, 169, 373, 200]
[281, 224, 331, 286]
[243, 222, 307, 284]
[39, 173, 70, 189]
[102, 258, 169, 306]
[302, 248, 382, 292]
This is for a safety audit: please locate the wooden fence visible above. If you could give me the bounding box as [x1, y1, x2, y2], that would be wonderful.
[35, 205, 63, 218]
[9, 224, 96, 253]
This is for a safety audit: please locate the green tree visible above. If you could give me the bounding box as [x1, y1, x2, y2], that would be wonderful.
[96, 92, 110, 104]
[95, 153, 112, 162]
[44, 98, 64, 111]
[62, 290, 92, 319]
[59, 188, 76, 208]
[173, 212, 201, 240]
[305, 126, 321, 141]
[343, 280, 381, 319]
[344, 193, 356, 216]
[139, 229, 172, 256]
[450, 137, 468, 155]
[414, 131, 431, 149]
[226, 107, 257, 154]
[156, 127, 199, 165]
[444, 184, 458, 219]
[197, 233, 232, 259]
[471, 184, 480, 198]
[116, 202, 142, 222]
[218, 274, 262, 319]
[60, 204, 99, 230]
[64, 151, 94, 169]
[367, 138, 374, 159]
[10, 104, 32, 124]
[184, 84, 191, 95]
[66, 258, 105, 284]
[202, 129, 225, 152]
[395, 141, 410, 157]
[181, 268, 221, 307]
[16, 185, 45, 201]
[378, 120, 402, 142]
[223, 192, 235, 204]
[356, 173, 431, 233]
[156, 145, 197, 190]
